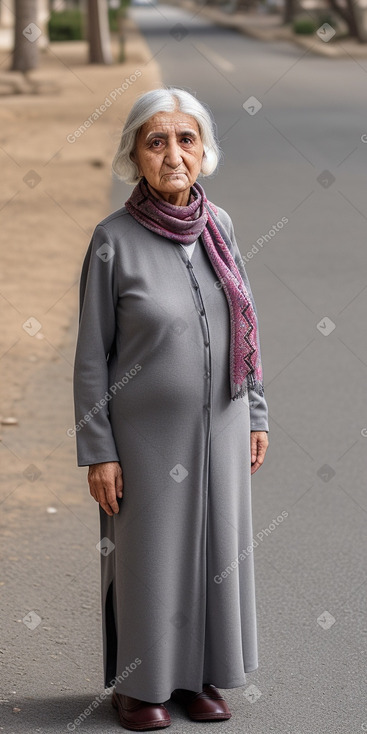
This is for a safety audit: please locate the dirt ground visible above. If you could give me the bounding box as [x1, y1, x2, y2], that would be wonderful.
[0, 21, 162, 500]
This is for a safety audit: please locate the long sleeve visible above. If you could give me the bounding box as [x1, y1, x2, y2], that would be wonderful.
[73, 224, 121, 466]
[224, 213, 269, 433]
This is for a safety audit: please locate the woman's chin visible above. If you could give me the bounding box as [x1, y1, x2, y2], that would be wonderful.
[147, 176, 192, 201]
[161, 173, 188, 185]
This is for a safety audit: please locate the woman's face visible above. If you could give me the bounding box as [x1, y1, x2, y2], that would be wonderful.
[130, 109, 205, 205]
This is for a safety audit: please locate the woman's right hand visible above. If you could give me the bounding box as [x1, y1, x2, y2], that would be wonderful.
[88, 461, 123, 516]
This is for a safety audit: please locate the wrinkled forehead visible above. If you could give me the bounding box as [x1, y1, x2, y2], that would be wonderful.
[137, 112, 201, 138]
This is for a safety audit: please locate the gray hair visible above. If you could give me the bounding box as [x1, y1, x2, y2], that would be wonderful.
[112, 86, 222, 185]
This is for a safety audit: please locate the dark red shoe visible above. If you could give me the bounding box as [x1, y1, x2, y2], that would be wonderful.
[112, 690, 171, 730]
[171, 684, 232, 721]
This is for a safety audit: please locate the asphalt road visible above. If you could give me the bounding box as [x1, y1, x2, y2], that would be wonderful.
[2, 5, 367, 734]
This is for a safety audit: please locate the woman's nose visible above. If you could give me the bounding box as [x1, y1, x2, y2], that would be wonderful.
[164, 140, 183, 167]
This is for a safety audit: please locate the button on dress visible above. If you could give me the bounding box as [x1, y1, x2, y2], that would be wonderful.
[73, 203, 269, 704]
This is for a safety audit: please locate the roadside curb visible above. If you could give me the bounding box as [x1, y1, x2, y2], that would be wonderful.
[163, 0, 367, 58]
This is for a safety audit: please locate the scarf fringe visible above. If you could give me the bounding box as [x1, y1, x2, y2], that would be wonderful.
[231, 377, 265, 402]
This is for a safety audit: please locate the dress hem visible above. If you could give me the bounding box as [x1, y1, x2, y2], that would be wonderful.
[112, 671, 259, 703]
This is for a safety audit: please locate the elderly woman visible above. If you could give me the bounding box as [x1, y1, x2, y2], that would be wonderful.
[73, 86, 269, 731]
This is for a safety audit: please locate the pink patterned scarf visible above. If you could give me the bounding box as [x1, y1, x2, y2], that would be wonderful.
[125, 175, 264, 401]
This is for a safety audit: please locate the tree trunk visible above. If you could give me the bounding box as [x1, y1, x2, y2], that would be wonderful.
[87, 0, 113, 64]
[344, 0, 367, 41]
[327, 0, 367, 41]
[12, 0, 40, 72]
[283, 0, 297, 23]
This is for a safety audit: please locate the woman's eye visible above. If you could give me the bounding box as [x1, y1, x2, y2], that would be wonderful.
[150, 137, 193, 148]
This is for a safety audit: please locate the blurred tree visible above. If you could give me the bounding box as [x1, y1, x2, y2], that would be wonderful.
[284, 0, 297, 23]
[327, 0, 367, 41]
[87, 0, 113, 63]
[12, 0, 40, 71]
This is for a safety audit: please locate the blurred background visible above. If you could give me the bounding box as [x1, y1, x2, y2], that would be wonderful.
[1, 0, 366, 732]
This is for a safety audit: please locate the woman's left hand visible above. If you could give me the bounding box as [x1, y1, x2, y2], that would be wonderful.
[250, 431, 269, 475]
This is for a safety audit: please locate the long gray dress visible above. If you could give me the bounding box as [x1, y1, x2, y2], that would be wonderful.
[73, 201, 269, 703]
